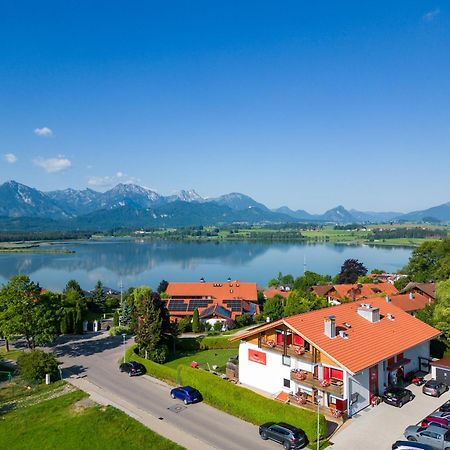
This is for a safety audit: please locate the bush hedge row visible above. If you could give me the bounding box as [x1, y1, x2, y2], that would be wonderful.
[126, 345, 326, 443]
[175, 336, 240, 351]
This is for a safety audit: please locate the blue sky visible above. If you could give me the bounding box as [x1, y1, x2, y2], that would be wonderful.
[0, 1, 449, 213]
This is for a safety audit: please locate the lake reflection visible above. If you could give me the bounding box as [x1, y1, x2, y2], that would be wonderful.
[0, 239, 412, 291]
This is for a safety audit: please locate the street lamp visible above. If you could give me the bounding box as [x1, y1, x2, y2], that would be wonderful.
[122, 333, 127, 364]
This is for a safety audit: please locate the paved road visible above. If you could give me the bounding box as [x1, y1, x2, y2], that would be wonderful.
[53, 332, 278, 450]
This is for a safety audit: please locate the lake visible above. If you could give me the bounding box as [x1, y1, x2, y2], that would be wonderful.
[0, 239, 412, 292]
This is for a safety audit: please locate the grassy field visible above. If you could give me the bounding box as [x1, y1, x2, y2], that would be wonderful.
[164, 348, 237, 372]
[0, 348, 24, 361]
[0, 383, 183, 450]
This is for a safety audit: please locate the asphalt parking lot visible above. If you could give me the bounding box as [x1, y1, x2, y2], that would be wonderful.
[330, 380, 450, 449]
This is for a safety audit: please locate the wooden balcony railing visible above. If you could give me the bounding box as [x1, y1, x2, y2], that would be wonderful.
[260, 341, 315, 363]
[290, 370, 344, 397]
[288, 394, 348, 422]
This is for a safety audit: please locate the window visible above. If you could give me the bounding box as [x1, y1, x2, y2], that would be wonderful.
[276, 330, 283, 346]
[331, 368, 344, 380]
[282, 355, 291, 366]
[294, 335, 304, 346]
[284, 378, 290, 388]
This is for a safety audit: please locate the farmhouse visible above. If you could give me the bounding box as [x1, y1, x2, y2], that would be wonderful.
[231, 297, 439, 418]
[312, 282, 398, 303]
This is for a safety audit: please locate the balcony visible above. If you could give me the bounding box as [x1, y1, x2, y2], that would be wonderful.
[288, 393, 348, 423]
[290, 370, 344, 397]
[260, 341, 314, 363]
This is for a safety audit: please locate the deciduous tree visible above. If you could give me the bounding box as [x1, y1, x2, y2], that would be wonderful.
[336, 259, 368, 284]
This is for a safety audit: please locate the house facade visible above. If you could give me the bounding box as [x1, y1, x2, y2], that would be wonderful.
[232, 297, 439, 418]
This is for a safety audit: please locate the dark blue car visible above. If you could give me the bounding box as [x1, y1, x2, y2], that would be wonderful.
[170, 386, 201, 405]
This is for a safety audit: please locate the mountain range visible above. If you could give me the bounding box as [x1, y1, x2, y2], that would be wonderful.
[0, 180, 448, 231]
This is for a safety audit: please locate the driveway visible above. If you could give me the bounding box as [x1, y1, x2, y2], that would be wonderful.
[52, 332, 278, 450]
[330, 381, 450, 449]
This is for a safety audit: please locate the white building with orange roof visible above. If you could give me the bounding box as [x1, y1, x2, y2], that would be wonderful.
[231, 297, 440, 418]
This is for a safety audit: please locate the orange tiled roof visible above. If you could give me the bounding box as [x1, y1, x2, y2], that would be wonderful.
[263, 288, 289, 299]
[234, 297, 440, 374]
[313, 282, 398, 301]
[389, 293, 432, 312]
[167, 281, 257, 302]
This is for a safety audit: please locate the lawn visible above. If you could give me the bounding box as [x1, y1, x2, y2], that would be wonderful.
[0, 385, 184, 450]
[0, 348, 24, 361]
[164, 348, 237, 372]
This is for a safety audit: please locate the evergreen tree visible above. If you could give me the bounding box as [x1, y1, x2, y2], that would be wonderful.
[192, 308, 200, 333]
[60, 313, 69, 334]
[74, 303, 83, 334]
[263, 296, 284, 321]
[133, 287, 173, 363]
[113, 310, 119, 327]
[157, 280, 169, 294]
[93, 280, 105, 311]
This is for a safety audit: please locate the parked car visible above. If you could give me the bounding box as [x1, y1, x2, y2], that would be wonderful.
[423, 380, 449, 398]
[392, 441, 434, 450]
[421, 412, 450, 429]
[382, 387, 415, 408]
[170, 386, 201, 405]
[119, 361, 145, 376]
[440, 401, 450, 413]
[259, 422, 308, 449]
[404, 425, 450, 450]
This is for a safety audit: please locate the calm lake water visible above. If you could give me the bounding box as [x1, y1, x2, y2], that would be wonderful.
[0, 239, 412, 292]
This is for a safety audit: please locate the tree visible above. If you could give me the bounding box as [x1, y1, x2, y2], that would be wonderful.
[93, 280, 105, 311]
[157, 280, 169, 294]
[263, 296, 284, 321]
[394, 276, 410, 291]
[336, 259, 368, 284]
[74, 303, 83, 334]
[64, 279, 84, 297]
[177, 315, 192, 333]
[357, 275, 372, 284]
[403, 240, 441, 282]
[433, 278, 450, 342]
[213, 321, 223, 332]
[133, 287, 173, 363]
[267, 278, 279, 288]
[113, 310, 119, 327]
[60, 313, 69, 334]
[293, 271, 332, 295]
[192, 308, 200, 333]
[0, 275, 60, 349]
[283, 290, 327, 317]
[371, 268, 384, 275]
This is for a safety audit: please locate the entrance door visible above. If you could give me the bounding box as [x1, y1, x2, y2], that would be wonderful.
[369, 365, 378, 401]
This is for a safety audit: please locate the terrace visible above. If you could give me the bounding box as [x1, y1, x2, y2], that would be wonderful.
[290, 369, 344, 397]
[260, 341, 315, 363]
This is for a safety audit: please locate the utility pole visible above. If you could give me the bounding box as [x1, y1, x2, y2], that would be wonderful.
[303, 255, 307, 274]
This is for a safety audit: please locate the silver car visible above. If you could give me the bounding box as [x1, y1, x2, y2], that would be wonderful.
[423, 380, 449, 398]
[404, 425, 450, 450]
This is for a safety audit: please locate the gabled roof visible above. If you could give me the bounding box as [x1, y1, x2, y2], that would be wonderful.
[388, 293, 431, 312]
[400, 282, 436, 300]
[167, 281, 257, 302]
[199, 304, 232, 319]
[312, 282, 398, 301]
[263, 288, 289, 299]
[232, 297, 440, 375]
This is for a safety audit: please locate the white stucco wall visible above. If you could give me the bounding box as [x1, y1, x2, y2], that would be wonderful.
[238, 341, 293, 394]
[348, 369, 370, 416]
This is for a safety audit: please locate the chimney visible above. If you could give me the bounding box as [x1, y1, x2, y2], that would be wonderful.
[357, 304, 380, 323]
[409, 292, 414, 300]
[324, 315, 336, 339]
[338, 330, 348, 339]
[385, 295, 391, 303]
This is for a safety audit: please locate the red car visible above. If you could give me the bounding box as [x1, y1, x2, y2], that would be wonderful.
[421, 412, 450, 428]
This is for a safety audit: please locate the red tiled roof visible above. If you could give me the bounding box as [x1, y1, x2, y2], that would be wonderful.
[167, 281, 257, 302]
[263, 288, 289, 299]
[431, 356, 450, 369]
[234, 297, 440, 375]
[389, 293, 431, 312]
[312, 282, 398, 301]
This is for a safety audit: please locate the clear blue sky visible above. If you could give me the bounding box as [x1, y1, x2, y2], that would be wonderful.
[1, 1, 449, 213]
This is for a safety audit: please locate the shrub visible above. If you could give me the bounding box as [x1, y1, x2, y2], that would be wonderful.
[213, 321, 223, 332]
[17, 350, 59, 384]
[109, 325, 131, 336]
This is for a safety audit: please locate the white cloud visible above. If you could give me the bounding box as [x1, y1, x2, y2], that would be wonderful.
[423, 9, 440, 22]
[87, 172, 140, 188]
[34, 127, 53, 137]
[3, 153, 17, 163]
[34, 157, 71, 173]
